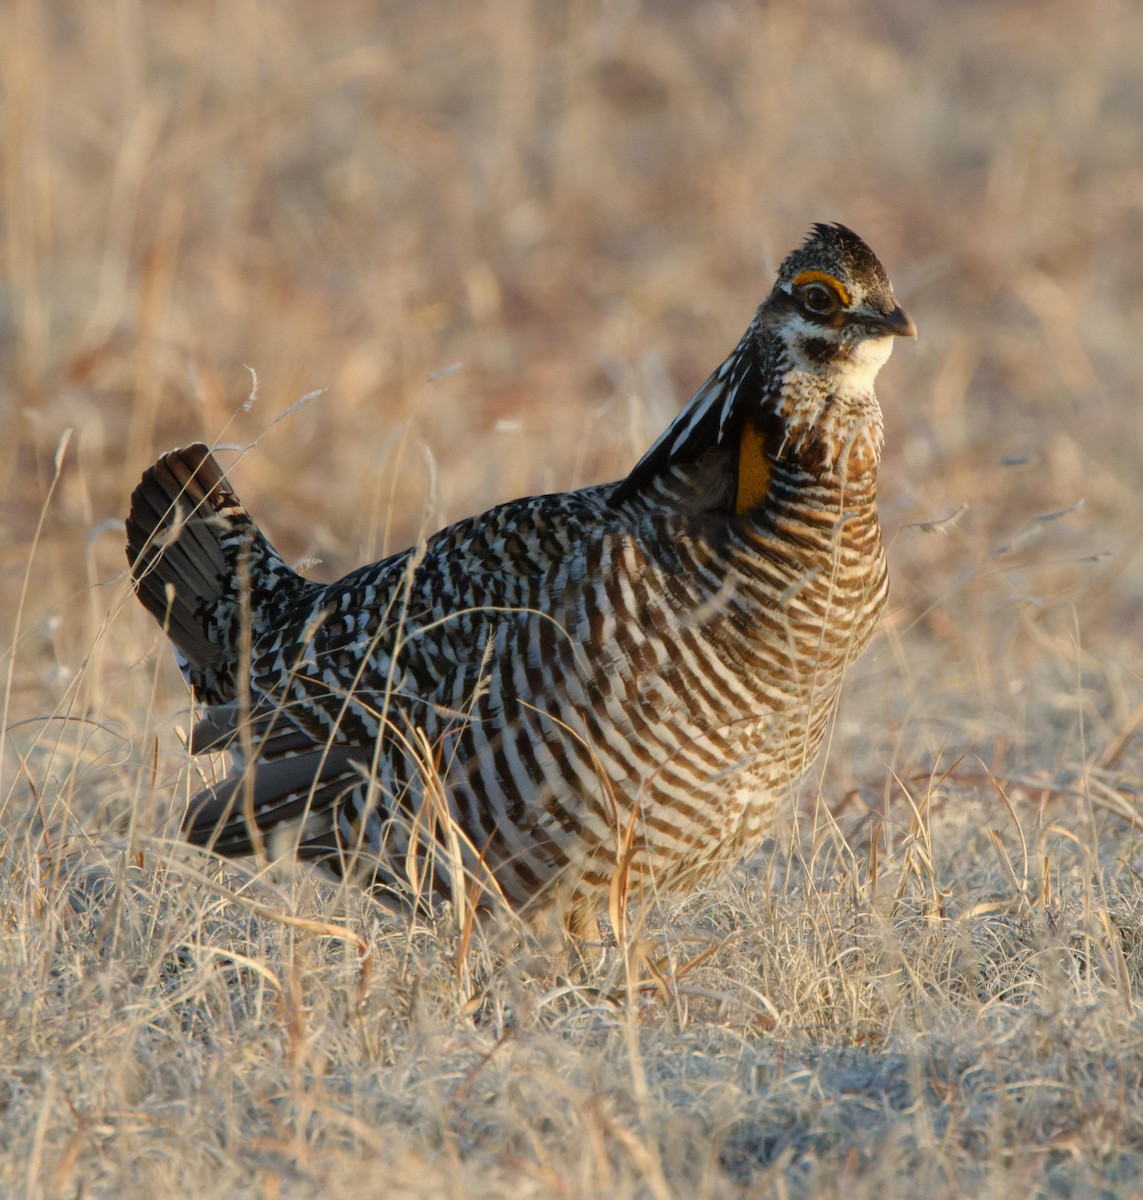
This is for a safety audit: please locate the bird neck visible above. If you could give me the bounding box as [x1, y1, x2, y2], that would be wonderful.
[612, 327, 885, 515]
[732, 380, 882, 519]
[734, 415, 774, 514]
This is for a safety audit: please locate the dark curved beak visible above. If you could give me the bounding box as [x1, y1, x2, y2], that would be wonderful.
[874, 304, 918, 339]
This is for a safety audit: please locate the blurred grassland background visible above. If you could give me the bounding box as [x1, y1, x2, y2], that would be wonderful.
[3, 1, 1143, 1197]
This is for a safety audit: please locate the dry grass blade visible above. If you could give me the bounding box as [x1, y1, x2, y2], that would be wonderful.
[979, 757, 1030, 906]
[149, 847, 373, 1001]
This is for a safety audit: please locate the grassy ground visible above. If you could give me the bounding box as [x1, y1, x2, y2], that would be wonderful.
[3, 1, 1143, 1196]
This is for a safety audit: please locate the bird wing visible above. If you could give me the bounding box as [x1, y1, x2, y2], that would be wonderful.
[190, 485, 619, 756]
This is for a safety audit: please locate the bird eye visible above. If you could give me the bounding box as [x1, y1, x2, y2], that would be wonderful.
[800, 283, 839, 315]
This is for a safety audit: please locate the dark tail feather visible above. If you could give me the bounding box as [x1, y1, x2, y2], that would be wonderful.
[182, 747, 362, 858]
[125, 443, 308, 705]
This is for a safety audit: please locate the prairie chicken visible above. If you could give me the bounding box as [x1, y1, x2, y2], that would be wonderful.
[126, 223, 915, 929]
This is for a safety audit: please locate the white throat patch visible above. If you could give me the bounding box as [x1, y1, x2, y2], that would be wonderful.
[846, 334, 896, 392]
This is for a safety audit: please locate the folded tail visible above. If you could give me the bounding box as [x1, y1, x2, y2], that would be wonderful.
[125, 443, 312, 706]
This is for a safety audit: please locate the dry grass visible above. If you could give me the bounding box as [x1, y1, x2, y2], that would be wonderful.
[3, 1, 1143, 1196]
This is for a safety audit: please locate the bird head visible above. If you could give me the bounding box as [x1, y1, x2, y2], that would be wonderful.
[613, 222, 916, 503]
[761, 222, 916, 390]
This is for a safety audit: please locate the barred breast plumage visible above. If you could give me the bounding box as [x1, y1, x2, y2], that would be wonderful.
[125, 222, 915, 929]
